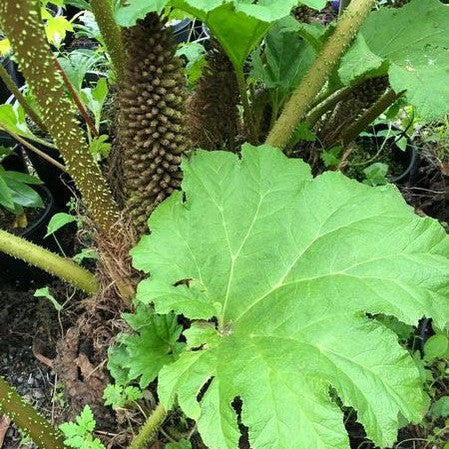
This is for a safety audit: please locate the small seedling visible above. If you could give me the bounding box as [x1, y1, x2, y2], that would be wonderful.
[59, 405, 106, 449]
[34, 286, 63, 312]
[103, 384, 143, 410]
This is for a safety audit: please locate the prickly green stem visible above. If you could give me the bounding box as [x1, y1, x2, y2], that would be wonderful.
[341, 88, 401, 146]
[90, 0, 125, 81]
[0, 376, 68, 449]
[128, 404, 166, 449]
[0, 0, 120, 233]
[0, 64, 48, 134]
[266, 0, 376, 149]
[0, 229, 99, 294]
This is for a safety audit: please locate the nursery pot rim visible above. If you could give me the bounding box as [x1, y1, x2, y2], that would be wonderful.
[391, 140, 418, 183]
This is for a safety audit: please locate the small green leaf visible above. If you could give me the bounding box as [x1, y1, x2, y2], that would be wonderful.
[166, 439, 192, 449]
[424, 334, 449, 361]
[430, 396, 449, 418]
[46, 212, 77, 237]
[176, 42, 206, 87]
[0, 145, 13, 157]
[184, 322, 220, 349]
[292, 122, 317, 143]
[363, 163, 389, 187]
[89, 135, 111, 160]
[108, 309, 185, 388]
[77, 406, 95, 433]
[0, 104, 35, 139]
[45, 16, 73, 47]
[73, 248, 99, 264]
[104, 384, 144, 409]
[321, 146, 342, 168]
[81, 78, 109, 129]
[34, 286, 63, 312]
[0, 38, 11, 56]
[60, 405, 106, 449]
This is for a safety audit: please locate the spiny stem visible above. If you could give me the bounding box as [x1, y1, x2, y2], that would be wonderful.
[90, 0, 125, 81]
[53, 58, 99, 137]
[0, 125, 66, 172]
[0, 229, 99, 294]
[0, 376, 69, 449]
[266, 0, 376, 149]
[341, 89, 401, 146]
[0, 0, 120, 233]
[0, 65, 48, 134]
[128, 404, 166, 449]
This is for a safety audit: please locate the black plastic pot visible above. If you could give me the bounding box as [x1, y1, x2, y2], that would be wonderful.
[1, 144, 27, 173]
[4, 89, 75, 207]
[0, 130, 28, 173]
[169, 19, 209, 44]
[391, 140, 418, 184]
[0, 185, 57, 285]
[358, 123, 419, 184]
[0, 57, 25, 104]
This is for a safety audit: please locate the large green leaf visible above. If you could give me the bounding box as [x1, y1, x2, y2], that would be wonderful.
[341, 0, 449, 118]
[251, 18, 317, 109]
[131, 145, 449, 448]
[116, 0, 326, 67]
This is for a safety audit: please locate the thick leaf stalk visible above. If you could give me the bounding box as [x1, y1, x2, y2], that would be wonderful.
[90, 0, 125, 81]
[0, 64, 48, 134]
[119, 14, 189, 234]
[0, 229, 99, 294]
[0, 0, 120, 233]
[267, 0, 376, 149]
[0, 376, 68, 449]
[187, 40, 241, 151]
[128, 404, 166, 449]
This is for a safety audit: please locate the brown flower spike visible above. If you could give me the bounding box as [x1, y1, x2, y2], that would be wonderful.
[119, 14, 189, 234]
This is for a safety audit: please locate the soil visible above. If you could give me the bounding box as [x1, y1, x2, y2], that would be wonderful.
[0, 280, 70, 449]
[0, 208, 43, 236]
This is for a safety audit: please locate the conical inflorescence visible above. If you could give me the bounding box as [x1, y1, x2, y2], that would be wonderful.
[186, 40, 241, 151]
[318, 76, 389, 148]
[119, 14, 189, 234]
